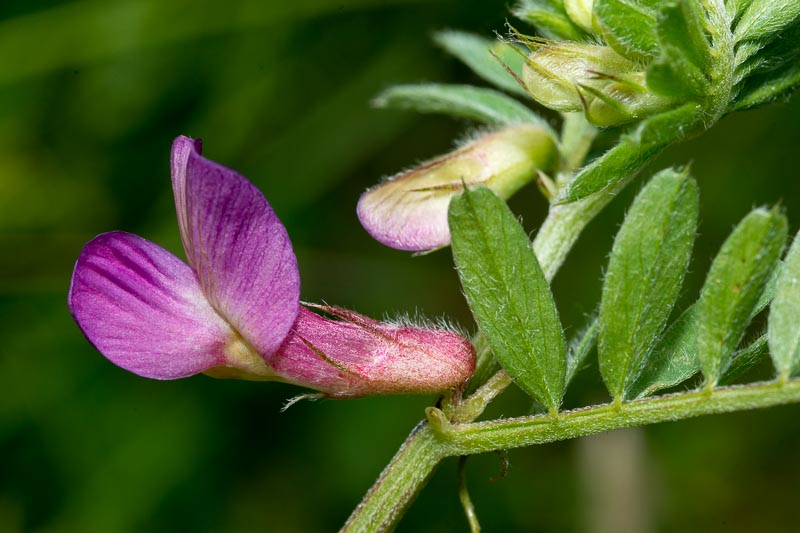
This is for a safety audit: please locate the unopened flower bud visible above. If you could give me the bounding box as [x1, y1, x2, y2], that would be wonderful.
[358, 124, 557, 252]
[521, 42, 671, 127]
[268, 306, 476, 397]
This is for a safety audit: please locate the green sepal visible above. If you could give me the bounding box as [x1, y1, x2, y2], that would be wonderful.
[697, 207, 787, 386]
[434, 30, 528, 97]
[449, 186, 566, 413]
[372, 83, 554, 131]
[627, 262, 781, 399]
[598, 168, 699, 400]
[594, 0, 660, 60]
[563, 102, 701, 202]
[512, 0, 588, 41]
[769, 230, 800, 380]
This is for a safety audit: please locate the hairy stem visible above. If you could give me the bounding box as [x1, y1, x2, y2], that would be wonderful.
[340, 422, 447, 533]
[441, 380, 800, 454]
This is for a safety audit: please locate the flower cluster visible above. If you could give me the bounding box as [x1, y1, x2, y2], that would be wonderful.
[69, 137, 475, 397]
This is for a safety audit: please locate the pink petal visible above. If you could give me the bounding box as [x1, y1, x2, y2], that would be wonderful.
[268, 306, 476, 397]
[171, 136, 300, 357]
[357, 125, 557, 252]
[68, 231, 234, 379]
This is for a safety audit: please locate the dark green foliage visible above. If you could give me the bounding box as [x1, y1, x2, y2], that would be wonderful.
[598, 169, 699, 399]
[594, 0, 660, 60]
[647, 0, 712, 99]
[628, 264, 781, 398]
[697, 207, 787, 386]
[450, 187, 566, 413]
[565, 314, 598, 386]
[719, 335, 769, 386]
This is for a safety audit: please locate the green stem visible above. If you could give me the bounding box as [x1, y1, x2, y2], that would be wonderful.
[340, 422, 447, 533]
[532, 179, 624, 281]
[442, 380, 800, 454]
[342, 379, 800, 532]
[457, 456, 481, 533]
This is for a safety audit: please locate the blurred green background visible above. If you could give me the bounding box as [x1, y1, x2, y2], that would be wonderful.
[2, 1, 800, 532]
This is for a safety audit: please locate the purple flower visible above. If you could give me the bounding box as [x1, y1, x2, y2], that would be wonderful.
[68, 137, 475, 396]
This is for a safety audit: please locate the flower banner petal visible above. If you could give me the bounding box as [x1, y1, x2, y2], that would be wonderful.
[171, 137, 301, 357]
[68, 231, 233, 379]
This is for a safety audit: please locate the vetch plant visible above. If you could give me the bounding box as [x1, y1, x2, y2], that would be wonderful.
[67, 0, 800, 531]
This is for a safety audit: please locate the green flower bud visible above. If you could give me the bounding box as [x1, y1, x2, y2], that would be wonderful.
[521, 42, 672, 127]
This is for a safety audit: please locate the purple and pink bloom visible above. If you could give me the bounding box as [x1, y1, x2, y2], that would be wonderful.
[68, 136, 475, 397]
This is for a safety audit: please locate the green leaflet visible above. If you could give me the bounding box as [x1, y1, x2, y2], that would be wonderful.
[433, 30, 528, 97]
[734, 18, 800, 76]
[594, 0, 660, 60]
[719, 334, 769, 386]
[769, 230, 800, 379]
[565, 314, 598, 386]
[449, 187, 566, 413]
[627, 263, 781, 399]
[598, 169, 699, 400]
[734, 0, 800, 45]
[372, 84, 553, 130]
[563, 102, 701, 202]
[697, 207, 787, 386]
[730, 40, 800, 111]
[512, 0, 587, 41]
[626, 305, 700, 399]
[733, 65, 800, 110]
[646, 0, 712, 99]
